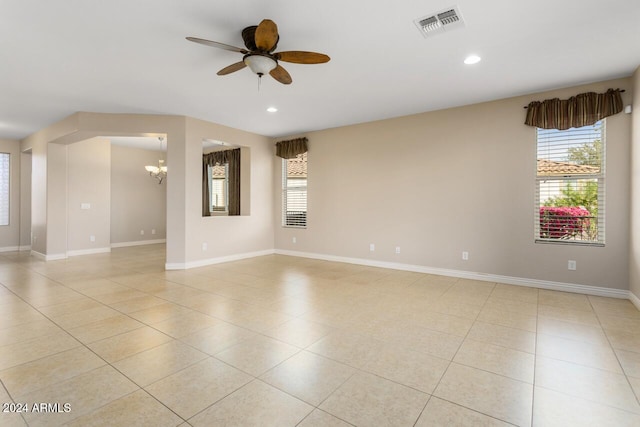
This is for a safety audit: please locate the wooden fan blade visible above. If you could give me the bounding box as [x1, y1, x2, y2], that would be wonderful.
[269, 65, 292, 85]
[217, 61, 247, 76]
[255, 19, 279, 52]
[186, 37, 248, 54]
[275, 51, 331, 64]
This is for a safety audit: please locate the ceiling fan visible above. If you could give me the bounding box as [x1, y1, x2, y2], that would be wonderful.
[186, 19, 330, 85]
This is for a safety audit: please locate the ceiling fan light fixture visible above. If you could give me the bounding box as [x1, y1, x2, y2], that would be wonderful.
[187, 19, 330, 85]
[244, 54, 277, 76]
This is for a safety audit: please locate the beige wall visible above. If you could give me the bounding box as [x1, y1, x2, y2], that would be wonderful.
[29, 139, 47, 254]
[111, 144, 166, 244]
[630, 67, 640, 301]
[21, 113, 82, 255]
[10, 78, 635, 294]
[67, 138, 111, 253]
[46, 143, 68, 257]
[183, 117, 274, 266]
[20, 112, 187, 262]
[0, 139, 21, 250]
[19, 150, 31, 248]
[77, 113, 188, 265]
[275, 78, 633, 290]
[16, 112, 272, 266]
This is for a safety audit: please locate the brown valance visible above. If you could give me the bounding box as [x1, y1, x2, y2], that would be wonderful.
[276, 137, 308, 159]
[203, 148, 240, 167]
[524, 88, 623, 130]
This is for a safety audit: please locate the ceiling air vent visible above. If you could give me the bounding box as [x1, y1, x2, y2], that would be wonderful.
[414, 6, 465, 38]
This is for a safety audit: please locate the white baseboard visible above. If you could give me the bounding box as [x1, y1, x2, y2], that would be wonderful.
[30, 251, 67, 261]
[67, 247, 111, 257]
[30, 250, 46, 261]
[630, 292, 640, 311]
[111, 239, 166, 248]
[23, 242, 636, 303]
[0, 245, 30, 252]
[275, 249, 630, 300]
[166, 249, 275, 270]
[31, 248, 109, 261]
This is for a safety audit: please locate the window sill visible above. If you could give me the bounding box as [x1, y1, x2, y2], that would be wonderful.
[535, 239, 604, 247]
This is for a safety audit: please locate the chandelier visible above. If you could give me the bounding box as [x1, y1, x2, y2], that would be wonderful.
[144, 137, 167, 184]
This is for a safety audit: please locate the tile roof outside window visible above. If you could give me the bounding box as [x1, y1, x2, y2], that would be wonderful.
[287, 153, 307, 178]
[211, 164, 226, 178]
[537, 159, 600, 176]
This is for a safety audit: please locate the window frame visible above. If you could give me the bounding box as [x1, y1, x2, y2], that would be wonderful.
[209, 163, 229, 215]
[534, 121, 605, 246]
[282, 152, 307, 229]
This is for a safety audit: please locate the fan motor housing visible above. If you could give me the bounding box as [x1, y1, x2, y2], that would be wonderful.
[242, 25, 279, 52]
[242, 26, 258, 50]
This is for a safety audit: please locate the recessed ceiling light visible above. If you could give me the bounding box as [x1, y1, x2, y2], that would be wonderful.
[464, 55, 481, 65]
[266, 107, 278, 113]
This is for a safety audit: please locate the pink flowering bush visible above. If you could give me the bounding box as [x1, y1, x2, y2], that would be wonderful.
[540, 206, 591, 239]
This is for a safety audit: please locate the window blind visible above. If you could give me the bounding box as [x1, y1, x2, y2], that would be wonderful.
[282, 152, 307, 228]
[210, 164, 228, 212]
[0, 153, 9, 226]
[535, 121, 605, 245]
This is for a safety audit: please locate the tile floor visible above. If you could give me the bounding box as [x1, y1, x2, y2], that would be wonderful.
[1, 244, 640, 426]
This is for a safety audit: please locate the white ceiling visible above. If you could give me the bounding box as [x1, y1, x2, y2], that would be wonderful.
[2, 0, 639, 141]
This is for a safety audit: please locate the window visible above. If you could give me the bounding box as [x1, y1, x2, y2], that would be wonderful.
[282, 152, 307, 228]
[0, 153, 9, 226]
[202, 147, 242, 217]
[209, 163, 228, 214]
[535, 121, 605, 245]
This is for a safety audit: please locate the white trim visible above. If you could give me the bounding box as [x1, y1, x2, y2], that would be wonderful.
[111, 239, 166, 248]
[0, 244, 31, 253]
[67, 247, 111, 257]
[630, 291, 640, 311]
[165, 249, 275, 270]
[30, 250, 46, 260]
[275, 249, 629, 299]
[45, 253, 67, 261]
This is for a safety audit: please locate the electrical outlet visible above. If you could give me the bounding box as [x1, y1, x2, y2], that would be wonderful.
[202, 242, 208, 251]
[369, 243, 375, 252]
[151, 229, 156, 235]
[568, 260, 577, 271]
[140, 230, 144, 235]
[462, 251, 469, 261]
[292, 237, 297, 243]
[395, 246, 401, 254]
[90, 235, 95, 242]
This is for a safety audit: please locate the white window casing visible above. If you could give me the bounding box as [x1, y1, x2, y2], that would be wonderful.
[535, 121, 605, 245]
[282, 152, 307, 228]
